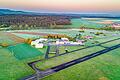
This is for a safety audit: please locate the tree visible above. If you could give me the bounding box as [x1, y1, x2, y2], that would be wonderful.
[25, 38, 32, 44]
[0, 42, 9, 47]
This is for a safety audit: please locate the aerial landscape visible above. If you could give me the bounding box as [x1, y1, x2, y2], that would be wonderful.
[0, 0, 120, 80]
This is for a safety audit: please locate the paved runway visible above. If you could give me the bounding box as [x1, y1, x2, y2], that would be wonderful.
[22, 43, 120, 80]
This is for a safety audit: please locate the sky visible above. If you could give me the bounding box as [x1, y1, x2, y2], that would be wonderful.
[0, 0, 120, 13]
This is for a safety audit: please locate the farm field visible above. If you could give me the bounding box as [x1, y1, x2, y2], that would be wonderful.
[11, 29, 120, 37]
[0, 32, 45, 80]
[10, 29, 120, 54]
[0, 45, 44, 80]
[64, 18, 106, 28]
[7, 43, 43, 60]
[12, 33, 41, 39]
[63, 18, 120, 29]
[0, 48, 34, 80]
[0, 28, 120, 80]
[11, 29, 120, 53]
[0, 32, 24, 45]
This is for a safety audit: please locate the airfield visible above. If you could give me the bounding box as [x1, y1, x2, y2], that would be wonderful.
[0, 28, 120, 80]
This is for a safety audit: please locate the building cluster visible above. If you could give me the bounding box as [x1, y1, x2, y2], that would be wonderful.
[111, 23, 120, 29]
[31, 37, 85, 48]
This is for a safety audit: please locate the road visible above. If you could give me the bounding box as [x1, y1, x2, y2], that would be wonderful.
[21, 43, 120, 80]
[29, 37, 120, 64]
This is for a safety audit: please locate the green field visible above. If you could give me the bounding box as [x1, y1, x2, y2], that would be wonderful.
[0, 32, 15, 45]
[35, 36, 120, 70]
[101, 39, 120, 47]
[0, 48, 33, 80]
[63, 18, 107, 28]
[0, 28, 120, 80]
[7, 43, 43, 60]
[41, 48, 120, 80]
[12, 29, 120, 38]
[0, 33, 45, 80]
[12, 33, 41, 39]
[0, 46, 44, 80]
[36, 46, 105, 70]
[63, 18, 120, 29]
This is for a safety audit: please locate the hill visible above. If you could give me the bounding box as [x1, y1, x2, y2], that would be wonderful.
[0, 9, 34, 15]
[0, 9, 120, 18]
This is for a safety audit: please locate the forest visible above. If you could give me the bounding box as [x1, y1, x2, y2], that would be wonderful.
[0, 15, 71, 30]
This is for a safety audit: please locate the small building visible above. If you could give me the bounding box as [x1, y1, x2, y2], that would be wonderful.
[31, 40, 38, 46]
[35, 38, 48, 42]
[31, 38, 47, 48]
[83, 36, 93, 39]
[111, 23, 120, 29]
[61, 38, 69, 41]
[35, 43, 44, 48]
[55, 38, 69, 45]
[56, 40, 64, 45]
[55, 40, 84, 46]
[69, 42, 83, 45]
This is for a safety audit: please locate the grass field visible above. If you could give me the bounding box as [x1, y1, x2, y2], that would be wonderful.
[11, 29, 120, 38]
[30, 29, 120, 80]
[35, 36, 120, 70]
[12, 33, 41, 39]
[63, 18, 120, 29]
[0, 32, 24, 45]
[0, 32, 15, 45]
[7, 43, 43, 60]
[0, 46, 44, 80]
[101, 39, 120, 47]
[0, 32, 45, 80]
[35, 46, 105, 70]
[0, 48, 33, 80]
[0, 29, 120, 80]
[41, 48, 120, 80]
[63, 19, 107, 28]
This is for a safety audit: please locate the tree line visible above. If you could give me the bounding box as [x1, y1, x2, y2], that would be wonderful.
[0, 15, 71, 30]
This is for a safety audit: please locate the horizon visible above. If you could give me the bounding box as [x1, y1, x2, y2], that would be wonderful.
[0, 0, 120, 14]
[0, 8, 119, 15]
